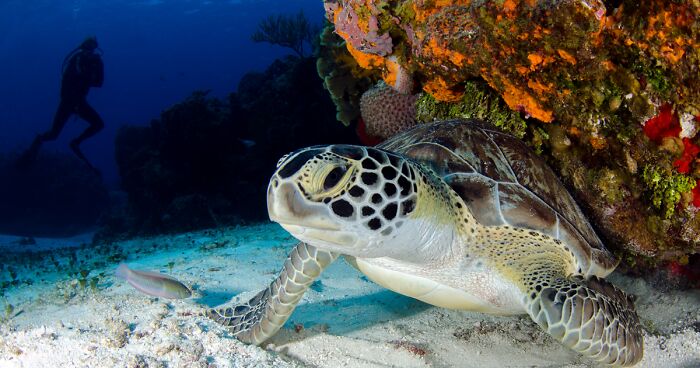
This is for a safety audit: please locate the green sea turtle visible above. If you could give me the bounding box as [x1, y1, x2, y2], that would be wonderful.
[208, 119, 643, 366]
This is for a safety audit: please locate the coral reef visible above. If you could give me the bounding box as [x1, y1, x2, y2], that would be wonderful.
[0, 151, 108, 237]
[321, 0, 700, 267]
[108, 92, 242, 238]
[324, 0, 698, 124]
[317, 22, 381, 126]
[100, 57, 358, 240]
[415, 79, 528, 139]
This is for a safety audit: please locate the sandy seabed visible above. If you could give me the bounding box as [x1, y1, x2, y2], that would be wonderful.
[0, 224, 698, 368]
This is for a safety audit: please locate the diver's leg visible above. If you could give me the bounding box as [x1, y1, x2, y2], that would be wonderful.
[70, 100, 103, 171]
[41, 100, 74, 141]
[16, 100, 72, 168]
[72, 100, 104, 145]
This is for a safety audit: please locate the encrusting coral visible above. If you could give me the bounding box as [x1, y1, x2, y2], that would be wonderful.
[320, 0, 700, 269]
[317, 22, 381, 126]
[416, 79, 528, 139]
[324, 0, 698, 124]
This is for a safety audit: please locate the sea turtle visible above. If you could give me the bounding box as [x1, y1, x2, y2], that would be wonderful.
[208, 119, 643, 366]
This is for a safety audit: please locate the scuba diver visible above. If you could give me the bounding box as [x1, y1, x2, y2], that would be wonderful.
[17, 36, 104, 171]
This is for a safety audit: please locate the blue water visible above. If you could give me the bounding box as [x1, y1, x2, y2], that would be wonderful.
[0, 0, 324, 186]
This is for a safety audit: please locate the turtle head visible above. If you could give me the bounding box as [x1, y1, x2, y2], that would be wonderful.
[268, 145, 421, 257]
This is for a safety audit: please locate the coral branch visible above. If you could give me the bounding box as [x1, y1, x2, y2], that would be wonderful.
[251, 11, 319, 58]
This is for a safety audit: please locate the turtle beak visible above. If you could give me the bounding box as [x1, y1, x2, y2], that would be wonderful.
[267, 179, 340, 231]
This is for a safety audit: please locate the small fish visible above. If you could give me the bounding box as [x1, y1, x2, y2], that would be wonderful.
[238, 138, 256, 149]
[116, 263, 191, 299]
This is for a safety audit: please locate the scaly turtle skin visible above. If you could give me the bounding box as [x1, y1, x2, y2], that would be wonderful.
[208, 119, 643, 366]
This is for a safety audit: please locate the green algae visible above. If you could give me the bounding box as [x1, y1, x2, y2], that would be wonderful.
[646, 66, 672, 96]
[415, 80, 528, 138]
[595, 168, 629, 205]
[395, 1, 416, 21]
[642, 165, 696, 219]
[630, 60, 672, 100]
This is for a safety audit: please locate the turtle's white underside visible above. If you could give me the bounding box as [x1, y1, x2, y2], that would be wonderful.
[347, 256, 525, 315]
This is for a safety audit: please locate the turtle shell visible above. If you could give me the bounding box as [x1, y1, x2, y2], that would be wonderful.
[378, 119, 617, 277]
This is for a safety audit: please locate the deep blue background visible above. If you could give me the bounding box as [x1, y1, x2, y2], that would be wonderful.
[0, 0, 325, 187]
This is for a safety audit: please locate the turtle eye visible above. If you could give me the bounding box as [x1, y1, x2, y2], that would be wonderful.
[323, 166, 347, 191]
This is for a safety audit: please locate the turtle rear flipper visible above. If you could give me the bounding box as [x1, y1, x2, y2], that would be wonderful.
[526, 275, 643, 366]
[207, 242, 338, 345]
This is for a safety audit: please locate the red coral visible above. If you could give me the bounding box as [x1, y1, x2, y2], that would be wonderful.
[668, 259, 700, 285]
[673, 139, 700, 174]
[643, 104, 680, 143]
[643, 105, 700, 205]
[355, 117, 383, 146]
[692, 180, 700, 207]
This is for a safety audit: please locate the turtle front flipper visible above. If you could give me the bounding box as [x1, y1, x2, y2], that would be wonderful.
[207, 242, 338, 345]
[525, 275, 643, 366]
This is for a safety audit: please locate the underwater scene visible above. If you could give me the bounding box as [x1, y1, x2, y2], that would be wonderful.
[1, 0, 699, 367]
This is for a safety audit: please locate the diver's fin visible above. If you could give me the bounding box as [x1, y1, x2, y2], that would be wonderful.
[14, 136, 42, 170]
[69, 139, 100, 175]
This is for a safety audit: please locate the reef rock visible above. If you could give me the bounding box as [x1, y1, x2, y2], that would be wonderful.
[103, 57, 358, 239]
[323, 0, 700, 267]
[0, 151, 109, 237]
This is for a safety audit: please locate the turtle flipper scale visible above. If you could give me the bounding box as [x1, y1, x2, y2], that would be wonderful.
[207, 242, 338, 345]
[526, 275, 643, 367]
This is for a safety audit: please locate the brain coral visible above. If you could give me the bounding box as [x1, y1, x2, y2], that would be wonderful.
[360, 82, 419, 140]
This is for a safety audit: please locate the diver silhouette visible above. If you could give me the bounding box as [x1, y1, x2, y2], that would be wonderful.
[17, 36, 104, 172]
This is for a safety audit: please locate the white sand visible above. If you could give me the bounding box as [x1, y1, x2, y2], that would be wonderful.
[1, 224, 699, 367]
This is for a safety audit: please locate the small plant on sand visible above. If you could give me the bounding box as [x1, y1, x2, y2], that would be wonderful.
[3, 300, 14, 321]
[68, 253, 78, 269]
[50, 256, 60, 269]
[107, 252, 126, 263]
[89, 276, 100, 292]
[5, 267, 20, 287]
[78, 269, 91, 290]
[199, 239, 230, 252]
